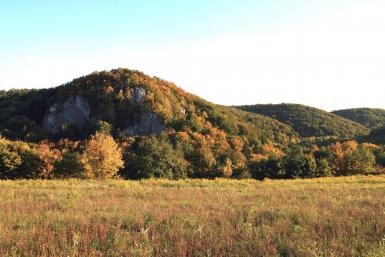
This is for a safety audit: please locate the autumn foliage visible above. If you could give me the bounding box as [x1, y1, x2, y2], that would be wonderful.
[0, 69, 384, 180]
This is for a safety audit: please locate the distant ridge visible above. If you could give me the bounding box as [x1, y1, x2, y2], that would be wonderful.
[332, 108, 385, 129]
[236, 103, 369, 138]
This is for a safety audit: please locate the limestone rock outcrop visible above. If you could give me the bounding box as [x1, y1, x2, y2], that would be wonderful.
[131, 87, 146, 104]
[124, 111, 165, 136]
[43, 95, 91, 133]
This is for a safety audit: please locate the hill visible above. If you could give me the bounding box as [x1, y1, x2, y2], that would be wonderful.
[0, 68, 299, 178]
[236, 103, 370, 138]
[366, 126, 385, 145]
[332, 108, 385, 129]
[0, 69, 297, 144]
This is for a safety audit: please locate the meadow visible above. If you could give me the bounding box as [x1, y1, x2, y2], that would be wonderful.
[0, 176, 385, 257]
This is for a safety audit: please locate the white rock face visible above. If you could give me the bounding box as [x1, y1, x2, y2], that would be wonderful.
[43, 95, 91, 133]
[125, 87, 166, 136]
[124, 111, 166, 136]
[131, 87, 146, 104]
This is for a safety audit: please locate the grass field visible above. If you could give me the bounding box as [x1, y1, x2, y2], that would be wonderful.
[1, 177, 385, 257]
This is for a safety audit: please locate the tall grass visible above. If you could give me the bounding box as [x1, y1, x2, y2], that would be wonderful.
[0, 176, 385, 256]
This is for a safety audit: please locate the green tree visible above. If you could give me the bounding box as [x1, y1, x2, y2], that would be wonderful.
[0, 137, 42, 179]
[0, 138, 22, 178]
[314, 158, 333, 177]
[52, 151, 86, 179]
[252, 157, 285, 180]
[122, 135, 188, 179]
[345, 145, 376, 175]
[89, 120, 112, 135]
[374, 149, 385, 168]
[284, 146, 316, 178]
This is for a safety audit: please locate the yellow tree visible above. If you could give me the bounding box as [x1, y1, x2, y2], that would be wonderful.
[37, 142, 62, 178]
[82, 132, 124, 179]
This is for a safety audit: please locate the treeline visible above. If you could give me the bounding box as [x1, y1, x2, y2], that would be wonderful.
[0, 132, 123, 179]
[1, 130, 384, 180]
[252, 141, 384, 180]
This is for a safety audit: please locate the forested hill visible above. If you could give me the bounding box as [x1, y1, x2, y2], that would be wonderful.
[0, 68, 297, 145]
[332, 108, 385, 129]
[1, 69, 385, 180]
[236, 104, 370, 139]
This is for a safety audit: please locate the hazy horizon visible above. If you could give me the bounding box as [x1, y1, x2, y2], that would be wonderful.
[1, 0, 385, 111]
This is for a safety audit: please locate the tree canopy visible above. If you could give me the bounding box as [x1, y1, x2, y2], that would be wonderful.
[237, 104, 369, 139]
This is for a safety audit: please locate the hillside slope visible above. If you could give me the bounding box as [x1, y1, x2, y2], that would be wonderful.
[236, 104, 370, 138]
[0, 69, 297, 145]
[332, 108, 385, 129]
[366, 126, 385, 145]
[0, 69, 303, 178]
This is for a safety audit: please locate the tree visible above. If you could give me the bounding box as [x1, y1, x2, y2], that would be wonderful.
[374, 149, 385, 168]
[122, 135, 188, 179]
[283, 146, 316, 178]
[88, 120, 112, 135]
[218, 158, 233, 178]
[328, 141, 376, 176]
[345, 145, 376, 175]
[52, 151, 86, 179]
[328, 141, 357, 176]
[36, 142, 62, 178]
[82, 132, 124, 179]
[252, 156, 285, 180]
[314, 158, 333, 177]
[0, 138, 22, 178]
[0, 137, 42, 179]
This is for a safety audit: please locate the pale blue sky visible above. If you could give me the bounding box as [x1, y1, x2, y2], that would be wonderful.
[1, 0, 385, 110]
[1, 0, 300, 49]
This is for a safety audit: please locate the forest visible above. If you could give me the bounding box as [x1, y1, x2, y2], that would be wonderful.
[1, 68, 385, 180]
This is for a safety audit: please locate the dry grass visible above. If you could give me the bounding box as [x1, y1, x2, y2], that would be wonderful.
[0, 176, 385, 256]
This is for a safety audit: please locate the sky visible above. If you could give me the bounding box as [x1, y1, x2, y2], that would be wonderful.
[1, 0, 385, 111]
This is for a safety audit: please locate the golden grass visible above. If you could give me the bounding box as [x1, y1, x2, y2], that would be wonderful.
[0, 176, 385, 256]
